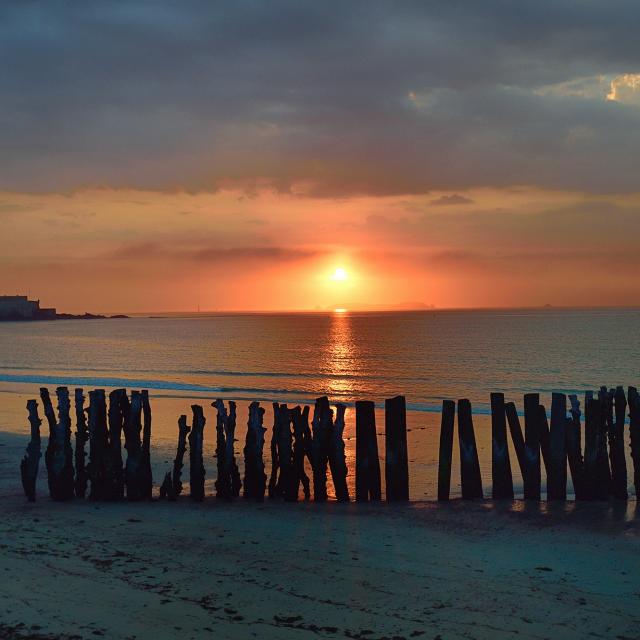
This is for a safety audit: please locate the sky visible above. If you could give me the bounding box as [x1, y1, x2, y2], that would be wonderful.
[1, 1, 640, 312]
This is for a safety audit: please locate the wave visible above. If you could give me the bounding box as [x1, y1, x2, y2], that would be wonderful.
[0, 372, 507, 415]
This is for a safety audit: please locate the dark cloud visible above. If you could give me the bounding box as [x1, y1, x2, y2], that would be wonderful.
[1, 1, 639, 195]
[105, 241, 321, 263]
[430, 194, 474, 206]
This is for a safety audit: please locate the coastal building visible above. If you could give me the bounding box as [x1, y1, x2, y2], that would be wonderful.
[0, 295, 56, 320]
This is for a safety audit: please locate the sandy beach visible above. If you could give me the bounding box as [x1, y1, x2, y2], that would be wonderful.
[2, 431, 640, 640]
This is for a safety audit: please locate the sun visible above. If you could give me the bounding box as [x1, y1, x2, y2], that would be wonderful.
[331, 267, 348, 281]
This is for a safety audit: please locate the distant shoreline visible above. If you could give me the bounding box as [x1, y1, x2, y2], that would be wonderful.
[0, 312, 129, 322]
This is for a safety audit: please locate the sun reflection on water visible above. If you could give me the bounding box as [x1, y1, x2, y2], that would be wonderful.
[324, 310, 358, 399]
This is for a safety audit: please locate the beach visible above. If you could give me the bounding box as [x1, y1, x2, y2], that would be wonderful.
[2, 432, 640, 640]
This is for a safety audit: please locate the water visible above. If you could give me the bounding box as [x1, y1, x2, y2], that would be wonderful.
[1, 308, 639, 499]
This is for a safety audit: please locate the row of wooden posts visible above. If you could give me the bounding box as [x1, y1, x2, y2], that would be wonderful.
[20, 385, 640, 504]
[439, 387, 640, 501]
[20, 387, 408, 503]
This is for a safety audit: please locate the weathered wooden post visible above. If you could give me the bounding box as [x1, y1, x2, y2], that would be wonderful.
[160, 414, 191, 500]
[277, 404, 296, 501]
[107, 389, 125, 501]
[355, 400, 381, 502]
[491, 393, 513, 499]
[213, 399, 242, 500]
[123, 390, 144, 500]
[583, 393, 599, 500]
[40, 387, 74, 501]
[566, 394, 584, 500]
[548, 393, 567, 501]
[523, 393, 541, 500]
[228, 401, 242, 497]
[609, 386, 628, 500]
[173, 414, 190, 497]
[437, 400, 455, 501]
[189, 404, 206, 502]
[538, 405, 551, 477]
[505, 402, 527, 484]
[457, 399, 483, 500]
[311, 396, 332, 502]
[141, 390, 153, 500]
[244, 401, 267, 501]
[595, 387, 612, 499]
[74, 388, 88, 499]
[268, 402, 281, 499]
[214, 399, 232, 500]
[628, 387, 640, 497]
[87, 389, 108, 500]
[291, 405, 312, 500]
[328, 403, 350, 502]
[385, 395, 409, 501]
[20, 399, 42, 502]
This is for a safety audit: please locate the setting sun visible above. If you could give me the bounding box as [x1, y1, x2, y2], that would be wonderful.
[331, 267, 348, 281]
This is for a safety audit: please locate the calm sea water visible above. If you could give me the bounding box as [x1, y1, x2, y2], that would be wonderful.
[1, 308, 639, 499]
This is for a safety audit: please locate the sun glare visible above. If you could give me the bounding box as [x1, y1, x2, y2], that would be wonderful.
[331, 267, 348, 281]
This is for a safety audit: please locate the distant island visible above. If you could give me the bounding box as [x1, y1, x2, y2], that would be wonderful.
[0, 295, 128, 321]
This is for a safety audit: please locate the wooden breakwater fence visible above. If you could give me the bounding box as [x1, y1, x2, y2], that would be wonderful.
[19, 386, 640, 504]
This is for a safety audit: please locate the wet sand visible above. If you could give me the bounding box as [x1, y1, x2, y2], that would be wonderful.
[2, 432, 640, 640]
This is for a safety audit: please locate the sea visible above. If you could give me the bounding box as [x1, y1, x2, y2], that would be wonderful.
[1, 308, 639, 500]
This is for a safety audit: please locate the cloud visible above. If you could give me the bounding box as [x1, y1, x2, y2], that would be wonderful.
[105, 241, 322, 264]
[429, 194, 474, 206]
[1, 2, 640, 196]
[607, 74, 640, 105]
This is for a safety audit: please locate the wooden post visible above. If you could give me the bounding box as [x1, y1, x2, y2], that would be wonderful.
[327, 403, 349, 502]
[244, 401, 267, 501]
[437, 400, 455, 501]
[268, 402, 281, 499]
[40, 387, 74, 501]
[107, 389, 125, 501]
[20, 399, 42, 502]
[172, 414, 190, 498]
[123, 390, 144, 501]
[160, 414, 191, 500]
[583, 394, 599, 500]
[291, 405, 312, 500]
[87, 389, 108, 500]
[228, 401, 242, 497]
[188, 404, 206, 502]
[538, 405, 551, 478]
[566, 394, 584, 500]
[385, 395, 409, 501]
[505, 402, 526, 484]
[628, 387, 640, 498]
[276, 404, 297, 501]
[491, 393, 513, 499]
[523, 393, 541, 500]
[548, 393, 567, 501]
[214, 399, 232, 500]
[355, 400, 381, 502]
[74, 388, 88, 499]
[311, 396, 332, 502]
[609, 386, 628, 500]
[141, 390, 153, 500]
[457, 399, 483, 500]
[213, 399, 242, 500]
[595, 387, 612, 499]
